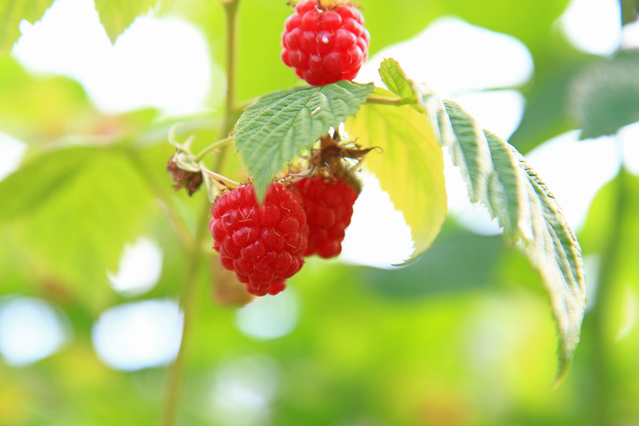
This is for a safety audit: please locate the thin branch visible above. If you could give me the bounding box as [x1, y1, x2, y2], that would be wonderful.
[365, 96, 414, 106]
[193, 135, 233, 162]
[125, 150, 193, 249]
[160, 0, 241, 424]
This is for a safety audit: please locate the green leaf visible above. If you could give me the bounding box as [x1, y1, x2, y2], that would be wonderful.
[94, 0, 158, 43]
[441, 100, 587, 381]
[345, 88, 447, 263]
[568, 53, 639, 139]
[0, 148, 94, 221]
[5, 148, 154, 307]
[442, 100, 492, 203]
[233, 81, 374, 199]
[378, 59, 420, 102]
[364, 233, 505, 300]
[483, 130, 532, 241]
[0, 0, 55, 53]
[0, 57, 92, 141]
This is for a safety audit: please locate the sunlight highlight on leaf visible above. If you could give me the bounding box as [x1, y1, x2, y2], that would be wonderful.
[345, 88, 447, 263]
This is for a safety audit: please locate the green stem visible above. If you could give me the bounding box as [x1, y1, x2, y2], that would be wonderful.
[587, 155, 626, 425]
[365, 96, 414, 106]
[193, 135, 233, 162]
[125, 150, 193, 249]
[160, 198, 211, 426]
[159, 0, 241, 424]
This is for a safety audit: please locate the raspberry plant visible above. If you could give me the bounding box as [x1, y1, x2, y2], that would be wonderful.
[0, 0, 604, 424]
[163, 0, 587, 421]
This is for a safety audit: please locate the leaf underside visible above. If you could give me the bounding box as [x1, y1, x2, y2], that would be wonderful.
[345, 62, 447, 263]
[441, 99, 587, 382]
[233, 80, 374, 200]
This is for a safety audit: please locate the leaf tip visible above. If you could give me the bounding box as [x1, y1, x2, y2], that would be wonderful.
[551, 354, 573, 389]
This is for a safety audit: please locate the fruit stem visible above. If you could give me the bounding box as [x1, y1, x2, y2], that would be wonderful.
[365, 96, 414, 106]
[193, 135, 233, 162]
[160, 0, 241, 424]
[125, 149, 193, 249]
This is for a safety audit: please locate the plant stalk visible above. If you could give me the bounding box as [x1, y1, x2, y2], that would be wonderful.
[160, 198, 211, 426]
[193, 135, 233, 162]
[159, 0, 241, 424]
[587, 153, 626, 425]
[365, 96, 414, 106]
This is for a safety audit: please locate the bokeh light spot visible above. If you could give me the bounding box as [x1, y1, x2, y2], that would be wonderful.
[207, 356, 279, 425]
[560, 0, 621, 56]
[13, 0, 212, 114]
[235, 289, 299, 340]
[92, 299, 183, 371]
[107, 237, 163, 297]
[0, 296, 70, 367]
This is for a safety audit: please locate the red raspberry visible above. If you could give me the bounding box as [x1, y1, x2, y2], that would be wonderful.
[209, 183, 309, 296]
[280, 0, 370, 86]
[293, 176, 359, 258]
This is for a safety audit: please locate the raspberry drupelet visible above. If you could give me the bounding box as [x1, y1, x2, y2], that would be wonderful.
[293, 176, 359, 258]
[281, 0, 370, 86]
[209, 183, 309, 296]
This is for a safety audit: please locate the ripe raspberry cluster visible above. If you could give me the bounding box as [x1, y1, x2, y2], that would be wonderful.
[281, 0, 370, 86]
[293, 176, 359, 258]
[209, 183, 309, 296]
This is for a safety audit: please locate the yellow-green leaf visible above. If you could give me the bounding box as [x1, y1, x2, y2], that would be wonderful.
[0, 0, 55, 53]
[345, 89, 447, 263]
[94, 0, 158, 43]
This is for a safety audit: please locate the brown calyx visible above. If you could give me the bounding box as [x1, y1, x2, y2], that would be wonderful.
[288, 0, 360, 11]
[167, 154, 203, 196]
[306, 131, 376, 193]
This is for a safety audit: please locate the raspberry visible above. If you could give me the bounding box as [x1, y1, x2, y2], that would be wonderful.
[293, 176, 359, 258]
[281, 0, 370, 86]
[209, 183, 309, 296]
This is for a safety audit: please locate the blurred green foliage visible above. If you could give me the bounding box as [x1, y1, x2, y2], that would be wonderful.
[1, 0, 639, 425]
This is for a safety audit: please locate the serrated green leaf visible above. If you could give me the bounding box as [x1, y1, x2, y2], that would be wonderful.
[443, 100, 492, 203]
[345, 88, 447, 263]
[483, 130, 532, 241]
[94, 0, 158, 43]
[0, 0, 55, 53]
[439, 100, 587, 381]
[233, 80, 374, 199]
[379, 58, 420, 102]
[519, 156, 586, 382]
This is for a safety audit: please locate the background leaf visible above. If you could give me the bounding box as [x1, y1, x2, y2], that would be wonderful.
[568, 52, 639, 139]
[2, 147, 154, 308]
[233, 81, 374, 199]
[0, 0, 55, 53]
[94, 0, 159, 43]
[441, 100, 587, 380]
[345, 88, 447, 263]
[0, 148, 93, 221]
[363, 232, 505, 300]
[0, 56, 93, 141]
